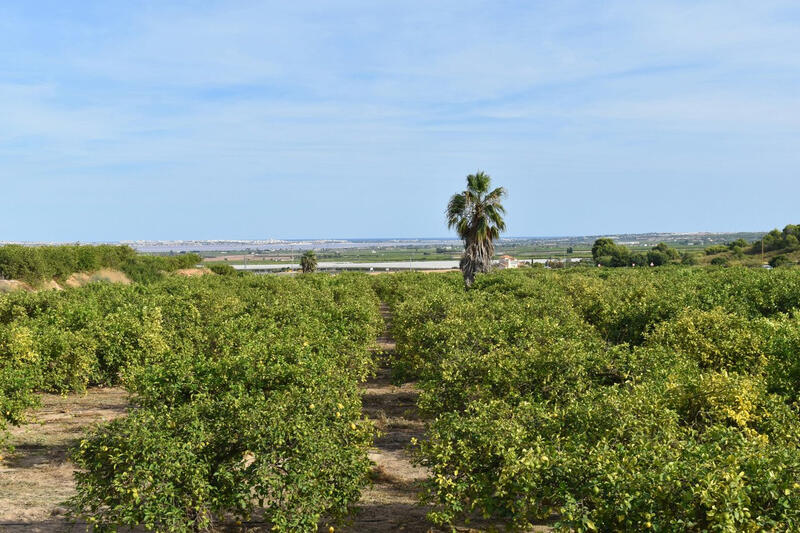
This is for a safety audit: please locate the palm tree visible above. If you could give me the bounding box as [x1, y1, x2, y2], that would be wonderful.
[446, 171, 507, 287]
[300, 250, 318, 273]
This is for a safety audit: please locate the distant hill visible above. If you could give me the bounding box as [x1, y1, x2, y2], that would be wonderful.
[701, 224, 799, 267]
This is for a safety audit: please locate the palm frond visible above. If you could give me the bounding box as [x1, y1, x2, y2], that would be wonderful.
[466, 171, 491, 195]
[484, 187, 507, 206]
[446, 171, 508, 287]
[446, 193, 467, 228]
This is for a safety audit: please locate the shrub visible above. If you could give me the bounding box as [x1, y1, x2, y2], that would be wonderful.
[674, 370, 764, 429]
[35, 328, 98, 393]
[386, 268, 800, 531]
[419, 388, 800, 532]
[0, 244, 137, 284]
[591, 238, 631, 267]
[764, 314, 800, 402]
[770, 254, 792, 268]
[647, 249, 670, 266]
[65, 274, 381, 531]
[121, 254, 202, 284]
[71, 386, 372, 532]
[645, 308, 769, 373]
[705, 244, 729, 255]
[0, 322, 41, 446]
[207, 262, 238, 276]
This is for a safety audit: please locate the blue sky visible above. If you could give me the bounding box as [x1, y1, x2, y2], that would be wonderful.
[1, 1, 799, 241]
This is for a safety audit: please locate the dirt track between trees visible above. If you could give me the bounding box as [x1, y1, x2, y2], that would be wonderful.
[0, 303, 550, 532]
[0, 388, 129, 532]
[335, 303, 432, 532]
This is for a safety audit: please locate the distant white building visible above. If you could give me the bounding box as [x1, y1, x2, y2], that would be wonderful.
[496, 255, 520, 269]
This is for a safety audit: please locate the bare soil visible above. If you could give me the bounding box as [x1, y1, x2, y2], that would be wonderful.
[173, 268, 212, 277]
[334, 309, 431, 532]
[0, 387, 129, 532]
[0, 304, 551, 532]
[0, 269, 130, 294]
[336, 304, 552, 533]
[0, 280, 34, 293]
[63, 269, 131, 288]
[39, 280, 64, 291]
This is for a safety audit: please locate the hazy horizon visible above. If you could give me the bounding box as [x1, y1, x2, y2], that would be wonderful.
[2, 2, 798, 241]
[0, 229, 771, 247]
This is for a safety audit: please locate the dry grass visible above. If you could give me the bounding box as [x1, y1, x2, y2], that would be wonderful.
[63, 269, 131, 288]
[0, 269, 131, 294]
[173, 268, 212, 277]
[0, 280, 34, 293]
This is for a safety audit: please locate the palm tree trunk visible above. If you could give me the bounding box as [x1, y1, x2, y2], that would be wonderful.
[460, 240, 495, 288]
[461, 258, 476, 287]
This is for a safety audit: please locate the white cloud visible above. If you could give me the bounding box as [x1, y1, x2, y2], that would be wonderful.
[0, 1, 798, 238]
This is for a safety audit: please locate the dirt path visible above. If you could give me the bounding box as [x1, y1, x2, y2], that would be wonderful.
[342, 304, 552, 533]
[336, 303, 432, 532]
[0, 387, 129, 532]
[1, 305, 548, 532]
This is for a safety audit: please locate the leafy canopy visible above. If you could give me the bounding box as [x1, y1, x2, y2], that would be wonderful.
[300, 250, 318, 273]
[446, 171, 507, 286]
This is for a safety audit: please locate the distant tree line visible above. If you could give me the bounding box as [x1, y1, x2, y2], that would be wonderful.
[755, 224, 800, 253]
[0, 244, 201, 284]
[703, 224, 800, 266]
[704, 238, 750, 257]
[591, 238, 692, 267]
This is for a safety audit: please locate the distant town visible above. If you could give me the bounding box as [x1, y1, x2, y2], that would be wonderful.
[0, 231, 767, 254]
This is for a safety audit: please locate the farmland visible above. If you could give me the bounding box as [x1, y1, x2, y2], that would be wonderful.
[378, 268, 800, 531]
[1, 271, 382, 531]
[3, 258, 800, 531]
[5, 0, 800, 530]
[194, 232, 759, 268]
